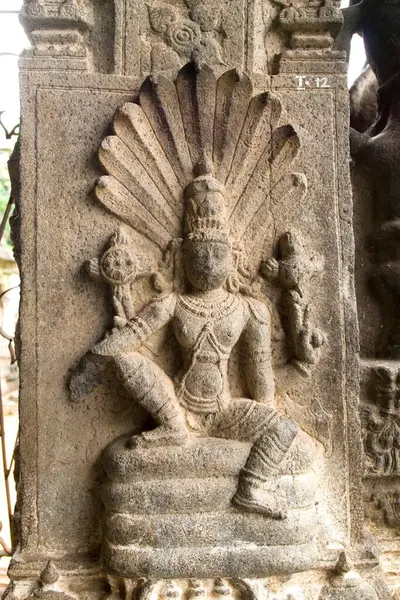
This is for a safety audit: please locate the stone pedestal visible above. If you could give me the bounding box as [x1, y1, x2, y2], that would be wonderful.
[102, 434, 318, 578]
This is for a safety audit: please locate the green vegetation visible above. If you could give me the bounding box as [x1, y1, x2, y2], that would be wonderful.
[0, 149, 12, 248]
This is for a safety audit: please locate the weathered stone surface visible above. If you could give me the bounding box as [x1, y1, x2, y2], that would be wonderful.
[342, 0, 400, 595]
[10, 0, 388, 597]
[101, 433, 318, 577]
[102, 431, 316, 479]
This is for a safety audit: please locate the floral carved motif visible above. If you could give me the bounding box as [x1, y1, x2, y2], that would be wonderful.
[146, 1, 225, 71]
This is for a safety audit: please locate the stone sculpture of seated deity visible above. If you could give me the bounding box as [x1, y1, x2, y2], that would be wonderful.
[70, 63, 324, 581]
[91, 166, 298, 519]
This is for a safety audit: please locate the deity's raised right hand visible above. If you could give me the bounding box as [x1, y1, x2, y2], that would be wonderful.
[92, 324, 139, 357]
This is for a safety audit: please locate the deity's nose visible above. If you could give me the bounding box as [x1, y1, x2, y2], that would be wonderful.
[203, 250, 213, 268]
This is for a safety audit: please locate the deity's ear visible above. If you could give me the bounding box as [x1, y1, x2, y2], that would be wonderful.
[154, 238, 186, 294]
[171, 239, 186, 293]
[226, 275, 240, 294]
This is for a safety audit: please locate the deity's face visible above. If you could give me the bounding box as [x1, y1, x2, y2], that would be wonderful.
[183, 237, 232, 291]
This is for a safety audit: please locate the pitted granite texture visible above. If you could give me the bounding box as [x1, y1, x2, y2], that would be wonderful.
[6, 0, 389, 599]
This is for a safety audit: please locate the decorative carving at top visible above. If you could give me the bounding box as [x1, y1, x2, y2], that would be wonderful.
[276, 0, 343, 50]
[145, 0, 226, 72]
[20, 0, 90, 28]
[113, 0, 347, 77]
[19, 0, 92, 66]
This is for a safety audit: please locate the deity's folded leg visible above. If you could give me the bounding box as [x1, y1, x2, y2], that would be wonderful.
[112, 353, 188, 447]
[208, 399, 298, 518]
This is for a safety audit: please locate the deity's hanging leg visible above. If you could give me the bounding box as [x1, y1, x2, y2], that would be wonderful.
[210, 400, 298, 518]
[231, 417, 298, 519]
[113, 353, 188, 447]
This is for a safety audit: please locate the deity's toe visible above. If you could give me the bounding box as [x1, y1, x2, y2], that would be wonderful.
[231, 482, 288, 520]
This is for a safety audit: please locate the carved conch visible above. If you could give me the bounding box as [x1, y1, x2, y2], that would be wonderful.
[95, 62, 307, 276]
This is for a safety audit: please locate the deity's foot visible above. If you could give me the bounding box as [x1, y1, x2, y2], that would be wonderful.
[127, 424, 189, 449]
[231, 480, 288, 520]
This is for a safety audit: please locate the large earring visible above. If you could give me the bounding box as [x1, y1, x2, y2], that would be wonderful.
[225, 244, 240, 293]
[152, 238, 184, 293]
[226, 243, 252, 294]
[226, 274, 240, 294]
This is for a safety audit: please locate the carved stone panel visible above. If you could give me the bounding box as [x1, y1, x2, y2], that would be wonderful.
[19, 0, 343, 76]
[11, 0, 376, 596]
[347, 3, 400, 592]
[113, 0, 342, 76]
[12, 46, 366, 596]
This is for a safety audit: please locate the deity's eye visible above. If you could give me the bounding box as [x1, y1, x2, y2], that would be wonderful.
[213, 245, 228, 261]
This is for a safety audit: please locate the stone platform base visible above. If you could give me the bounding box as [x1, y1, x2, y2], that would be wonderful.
[101, 432, 319, 578]
[103, 540, 318, 579]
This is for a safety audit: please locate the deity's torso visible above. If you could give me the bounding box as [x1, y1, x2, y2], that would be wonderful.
[173, 292, 249, 414]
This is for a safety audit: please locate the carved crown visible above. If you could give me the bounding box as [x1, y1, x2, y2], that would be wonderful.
[183, 160, 229, 240]
[95, 62, 307, 266]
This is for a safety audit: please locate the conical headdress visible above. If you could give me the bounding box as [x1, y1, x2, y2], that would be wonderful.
[95, 62, 307, 264]
[183, 157, 229, 243]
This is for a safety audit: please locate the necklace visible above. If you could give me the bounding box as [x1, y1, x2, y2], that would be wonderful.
[178, 293, 239, 319]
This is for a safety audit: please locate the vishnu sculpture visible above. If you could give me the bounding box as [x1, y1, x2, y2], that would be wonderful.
[90, 160, 298, 519]
[10, 0, 390, 595]
[70, 62, 325, 579]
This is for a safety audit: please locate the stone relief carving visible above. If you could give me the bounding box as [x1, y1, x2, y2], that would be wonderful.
[70, 63, 325, 579]
[370, 491, 400, 527]
[362, 365, 400, 475]
[20, 0, 91, 65]
[275, 0, 342, 51]
[261, 232, 325, 377]
[145, 0, 226, 71]
[10, 0, 396, 592]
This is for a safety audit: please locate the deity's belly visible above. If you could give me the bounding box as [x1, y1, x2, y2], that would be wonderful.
[184, 362, 225, 399]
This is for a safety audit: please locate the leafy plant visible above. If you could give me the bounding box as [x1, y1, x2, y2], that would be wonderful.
[0, 149, 12, 248]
